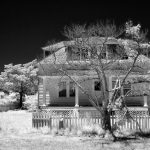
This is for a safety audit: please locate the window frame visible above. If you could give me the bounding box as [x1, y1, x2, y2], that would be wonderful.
[66, 46, 89, 61]
[58, 81, 76, 98]
[112, 79, 131, 97]
[58, 81, 67, 97]
[94, 80, 101, 91]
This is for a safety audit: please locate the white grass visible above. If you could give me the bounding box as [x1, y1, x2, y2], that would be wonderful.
[0, 110, 33, 134]
[1, 110, 150, 150]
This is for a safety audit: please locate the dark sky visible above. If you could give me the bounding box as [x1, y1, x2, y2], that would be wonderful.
[0, 1, 149, 72]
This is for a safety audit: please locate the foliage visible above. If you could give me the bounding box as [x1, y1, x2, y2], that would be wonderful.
[23, 93, 38, 111]
[0, 60, 38, 94]
[0, 92, 18, 105]
[0, 60, 39, 108]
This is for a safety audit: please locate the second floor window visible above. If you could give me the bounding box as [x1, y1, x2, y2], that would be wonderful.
[44, 50, 52, 57]
[67, 46, 88, 61]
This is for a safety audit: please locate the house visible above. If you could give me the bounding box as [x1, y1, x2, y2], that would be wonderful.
[37, 37, 150, 109]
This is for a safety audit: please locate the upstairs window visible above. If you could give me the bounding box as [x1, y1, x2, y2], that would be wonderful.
[99, 45, 107, 59]
[66, 46, 88, 61]
[58, 82, 67, 97]
[44, 51, 51, 57]
[108, 44, 117, 53]
[143, 50, 150, 58]
[94, 81, 101, 91]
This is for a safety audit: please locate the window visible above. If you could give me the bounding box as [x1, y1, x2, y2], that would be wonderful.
[123, 84, 131, 96]
[108, 44, 117, 54]
[112, 79, 131, 97]
[94, 81, 101, 91]
[143, 50, 150, 58]
[112, 79, 121, 99]
[67, 46, 88, 61]
[99, 46, 107, 59]
[112, 80, 120, 90]
[58, 81, 76, 97]
[58, 82, 66, 97]
[121, 54, 128, 60]
[44, 51, 51, 57]
[69, 82, 75, 97]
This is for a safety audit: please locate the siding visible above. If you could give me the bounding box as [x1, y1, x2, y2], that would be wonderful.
[40, 77, 104, 106]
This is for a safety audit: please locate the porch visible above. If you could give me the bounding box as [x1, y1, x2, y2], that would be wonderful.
[35, 76, 150, 130]
[38, 75, 150, 108]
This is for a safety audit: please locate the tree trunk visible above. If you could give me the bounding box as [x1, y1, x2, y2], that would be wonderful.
[101, 107, 116, 141]
[19, 92, 23, 108]
[101, 107, 111, 131]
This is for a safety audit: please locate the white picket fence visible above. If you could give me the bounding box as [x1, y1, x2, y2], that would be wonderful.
[32, 107, 150, 131]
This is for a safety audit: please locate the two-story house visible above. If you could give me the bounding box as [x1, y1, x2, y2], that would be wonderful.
[37, 37, 150, 109]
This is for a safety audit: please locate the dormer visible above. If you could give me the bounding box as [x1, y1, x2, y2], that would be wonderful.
[42, 41, 65, 58]
[65, 37, 128, 61]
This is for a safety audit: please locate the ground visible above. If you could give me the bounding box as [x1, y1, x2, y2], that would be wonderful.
[0, 110, 150, 150]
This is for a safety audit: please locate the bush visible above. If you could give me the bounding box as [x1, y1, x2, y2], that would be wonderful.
[23, 94, 38, 111]
[0, 92, 18, 105]
[81, 124, 105, 136]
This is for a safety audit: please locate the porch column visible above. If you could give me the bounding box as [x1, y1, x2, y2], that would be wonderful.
[43, 77, 46, 106]
[144, 95, 148, 107]
[75, 84, 79, 107]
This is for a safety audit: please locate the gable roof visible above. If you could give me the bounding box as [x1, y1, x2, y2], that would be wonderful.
[42, 37, 119, 51]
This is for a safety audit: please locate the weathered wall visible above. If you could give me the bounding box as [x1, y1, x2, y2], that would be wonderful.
[43, 77, 104, 106]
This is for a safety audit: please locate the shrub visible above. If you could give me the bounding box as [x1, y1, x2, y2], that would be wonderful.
[81, 124, 104, 136]
[0, 92, 18, 106]
[40, 126, 50, 134]
[23, 94, 38, 111]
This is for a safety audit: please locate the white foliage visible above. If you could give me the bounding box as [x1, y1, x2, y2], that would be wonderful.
[0, 60, 38, 94]
[125, 21, 141, 39]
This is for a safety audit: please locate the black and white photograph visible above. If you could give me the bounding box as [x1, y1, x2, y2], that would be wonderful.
[0, 1, 150, 149]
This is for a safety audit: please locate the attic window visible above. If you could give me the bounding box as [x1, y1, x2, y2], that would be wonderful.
[143, 51, 150, 58]
[44, 51, 51, 57]
[107, 44, 119, 59]
[108, 44, 117, 53]
[99, 45, 107, 59]
[67, 46, 88, 60]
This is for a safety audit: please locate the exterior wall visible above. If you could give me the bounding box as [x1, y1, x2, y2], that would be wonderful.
[38, 75, 150, 107]
[42, 76, 109, 106]
[111, 75, 150, 107]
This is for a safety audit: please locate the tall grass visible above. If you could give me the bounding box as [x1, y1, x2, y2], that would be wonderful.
[0, 110, 35, 134]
